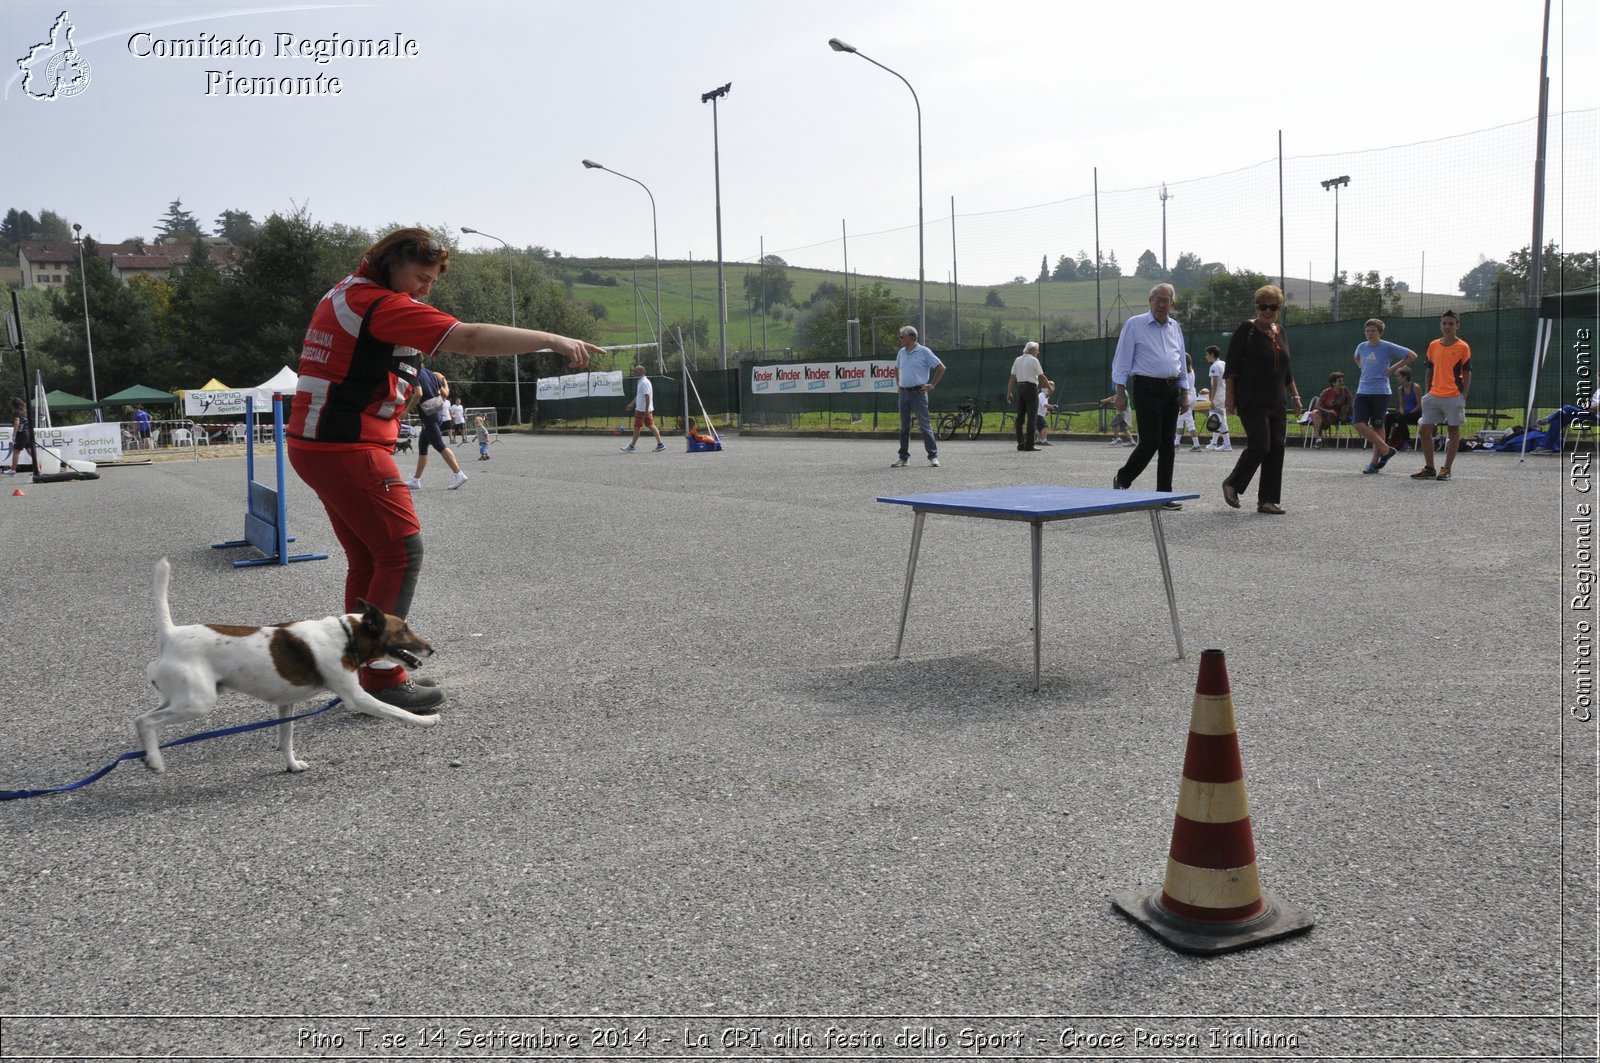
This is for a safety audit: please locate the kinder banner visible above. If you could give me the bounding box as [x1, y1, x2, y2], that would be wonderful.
[2, 422, 124, 464]
[750, 360, 898, 395]
[184, 388, 252, 417]
[535, 370, 627, 399]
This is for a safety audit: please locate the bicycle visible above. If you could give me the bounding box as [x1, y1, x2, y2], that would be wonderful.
[936, 397, 986, 441]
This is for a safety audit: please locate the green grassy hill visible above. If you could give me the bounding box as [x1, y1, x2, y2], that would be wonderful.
[558, 257, 1471, 359]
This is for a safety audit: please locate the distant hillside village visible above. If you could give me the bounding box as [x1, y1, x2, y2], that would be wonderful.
[15, 237, 243, 290]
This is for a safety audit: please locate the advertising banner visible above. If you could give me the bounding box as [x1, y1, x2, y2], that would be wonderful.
[750, 360, 898, 395]
[184, 389, 252, 417]
[2, 422, 124, 464]
[588, 370, 625, 398]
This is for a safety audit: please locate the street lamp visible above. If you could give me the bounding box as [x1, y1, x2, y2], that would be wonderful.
[1320, 175, 1350, 321]
[583, 159, 663, 373]
[459, 225, 521, 424]
[70, 223, 100, 417]
[701, 82, 731, 371]
[829, 37, 924, 342]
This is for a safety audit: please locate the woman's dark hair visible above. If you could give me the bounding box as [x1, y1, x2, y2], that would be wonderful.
[362, 227, 450, 289]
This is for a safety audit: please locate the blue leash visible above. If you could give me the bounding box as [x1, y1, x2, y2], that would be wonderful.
[0, 697, 343, 801]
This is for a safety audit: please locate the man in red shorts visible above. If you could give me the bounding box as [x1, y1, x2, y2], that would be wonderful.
[621, 365, 665, 453]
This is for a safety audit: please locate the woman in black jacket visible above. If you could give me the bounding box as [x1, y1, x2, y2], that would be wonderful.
[1221, 285, 1304, 514]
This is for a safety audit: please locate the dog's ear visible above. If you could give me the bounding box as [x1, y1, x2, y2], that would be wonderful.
[356, 599, 386, 635]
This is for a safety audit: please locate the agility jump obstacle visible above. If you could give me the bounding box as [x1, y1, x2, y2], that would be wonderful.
[211, 395, 328, 568]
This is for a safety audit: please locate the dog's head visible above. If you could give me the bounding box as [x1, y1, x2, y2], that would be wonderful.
[352, 600, 434, 670]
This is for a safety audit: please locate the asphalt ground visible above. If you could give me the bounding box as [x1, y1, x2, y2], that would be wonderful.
[0, 433, 1592, 1060]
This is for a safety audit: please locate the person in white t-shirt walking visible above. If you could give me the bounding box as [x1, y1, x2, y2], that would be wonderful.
[448, 397, 466, 444]
[622, 365, 666, 453]
[1007, 341, 1046, 451]
[1204, 345, 1232, 451]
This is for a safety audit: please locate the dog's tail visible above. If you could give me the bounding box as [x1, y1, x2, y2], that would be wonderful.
[153, 557, 175, 635]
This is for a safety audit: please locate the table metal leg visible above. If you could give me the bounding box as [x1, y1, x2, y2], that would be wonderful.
[1031, 519, 1043, 691]
[894, 510, 927, 659]
[1150, 508, 1186, 660]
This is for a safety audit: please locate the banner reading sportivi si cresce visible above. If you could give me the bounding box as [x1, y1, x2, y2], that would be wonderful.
[750, 360, 899, 395]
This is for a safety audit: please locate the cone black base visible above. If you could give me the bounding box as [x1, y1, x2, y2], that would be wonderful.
[1112, 888, 1314, 955]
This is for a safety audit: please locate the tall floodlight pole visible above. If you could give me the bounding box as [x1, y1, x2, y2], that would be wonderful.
[829, 38, 924, 342]
[70, 223, 100, 417]
[1158, 183, 1172, 272]
[1320, 175, 1350, 321]
[702, 82, 732, 371]
[460, 226, 521, 424]
[582, 159, 664, 373]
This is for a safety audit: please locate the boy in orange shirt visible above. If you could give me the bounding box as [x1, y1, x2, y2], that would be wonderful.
[1410, 310, 1472, 482]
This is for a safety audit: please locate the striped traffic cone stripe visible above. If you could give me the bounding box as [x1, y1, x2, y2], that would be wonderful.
[1112, 649, 1313, 954]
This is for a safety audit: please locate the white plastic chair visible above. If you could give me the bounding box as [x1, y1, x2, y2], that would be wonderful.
[169, 427, 193, 448]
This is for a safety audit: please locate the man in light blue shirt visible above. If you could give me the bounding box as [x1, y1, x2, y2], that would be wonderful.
[1352, 317, 1416, 474]
[891, 326, 945, 468]
[1110, 283, 1188, 506]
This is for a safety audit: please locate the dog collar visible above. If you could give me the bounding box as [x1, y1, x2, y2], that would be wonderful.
[338, 616, 359, 661]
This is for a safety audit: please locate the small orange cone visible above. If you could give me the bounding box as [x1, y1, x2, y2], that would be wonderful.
[11, 488, 22, 496]
[1112, 648, 1313, 954]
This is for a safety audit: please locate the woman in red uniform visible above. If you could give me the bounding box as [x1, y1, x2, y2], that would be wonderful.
[288, 227, 600, 710]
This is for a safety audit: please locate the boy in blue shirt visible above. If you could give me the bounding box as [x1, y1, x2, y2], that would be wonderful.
[1352, 318, 1416, 474]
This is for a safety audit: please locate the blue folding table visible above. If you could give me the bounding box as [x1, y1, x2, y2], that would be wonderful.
[877, 485, 1199, 690]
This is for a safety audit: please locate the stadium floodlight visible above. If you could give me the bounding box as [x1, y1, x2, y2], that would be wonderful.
[582, 160, 664, 373]
[701, 82, 732, 371]
[71, 223, 100, 418]
[829, 37, 925, 343]
[460, 225, 522, 425]
[1320, 175, 1351, 321]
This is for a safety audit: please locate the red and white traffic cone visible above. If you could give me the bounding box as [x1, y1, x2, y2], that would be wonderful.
[1112, 648, 1313, 954]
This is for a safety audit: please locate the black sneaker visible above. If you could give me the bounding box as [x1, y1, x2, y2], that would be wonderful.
[373, 679, 444, 713]
[1410, 467, 1437, 480]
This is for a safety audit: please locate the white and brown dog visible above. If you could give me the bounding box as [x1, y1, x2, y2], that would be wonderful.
[138, 558, 439, 774]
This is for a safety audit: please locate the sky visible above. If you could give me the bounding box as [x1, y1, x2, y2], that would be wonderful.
[4, 0, 1597, 293]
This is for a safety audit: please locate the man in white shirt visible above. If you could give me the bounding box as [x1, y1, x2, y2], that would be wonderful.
[622, 365, 666, 453]
[449, 398, 466, 444]
[1110, 283, 1188, 508]
[1007, 341, 1046, 451]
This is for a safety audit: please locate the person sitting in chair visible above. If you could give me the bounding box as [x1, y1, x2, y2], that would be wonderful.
[1306, 372, 1353, 447]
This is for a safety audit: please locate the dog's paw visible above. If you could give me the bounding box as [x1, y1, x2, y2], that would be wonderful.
[285, 758, 310, 773]
[142, 755, 167, 774]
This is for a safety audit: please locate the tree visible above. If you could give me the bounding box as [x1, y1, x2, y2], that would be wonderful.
[1100, 251, 1122, 279]
[803, 280, 841, 308]
[1134, 249, 1167, 281]
[155, 199, 204, 243]
[985, 288, 1005, 308]
[1170, 268, 1271, 332]
[1330, 270, 1406, 321]
[741, 254, 794, 311]
[40, 235, 160, 395]
[214, 209, 258, 244]
[1037, 254, 1050, 283]
[35, 209, 73, 242]
[1496, 242, 1599, 306]
[1052, 254, 1078, 282]
[1169, 251, 1224, 290]
[1076, 249, 1094, 276]
[793, 280, 905, 359]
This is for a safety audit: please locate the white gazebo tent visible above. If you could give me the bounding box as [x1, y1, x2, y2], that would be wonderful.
[252, 366, 299, 410]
